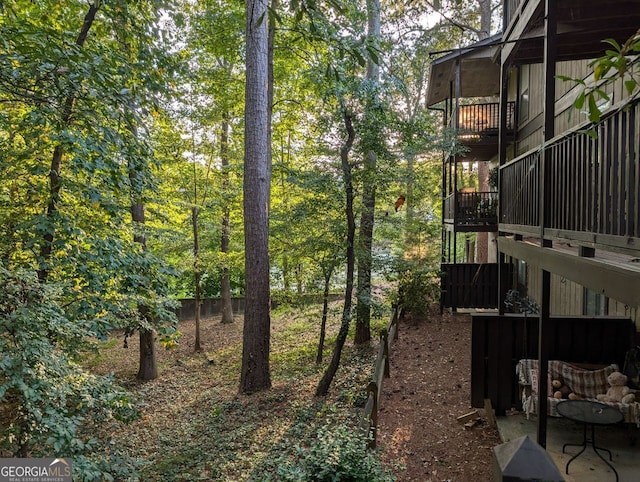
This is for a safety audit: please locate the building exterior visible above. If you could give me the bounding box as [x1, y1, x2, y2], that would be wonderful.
[499, 0, 640, 326]
[430, 3, 640, 322]
[427, 34, 513, 311]
[428, 0, 640, 447]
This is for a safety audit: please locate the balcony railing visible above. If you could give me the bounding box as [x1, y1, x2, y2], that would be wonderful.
[450, 102, 515, 139]
[444, 191, 499, 226]
[500, 97, 640, 249]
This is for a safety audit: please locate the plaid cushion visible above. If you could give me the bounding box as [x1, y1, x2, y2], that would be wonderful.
[515, 359, 640, 423]
[548, 360, 566, 380]
[561, 362, 618, 399]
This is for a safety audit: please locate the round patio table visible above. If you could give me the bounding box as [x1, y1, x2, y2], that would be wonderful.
[556, 399, 623, 482]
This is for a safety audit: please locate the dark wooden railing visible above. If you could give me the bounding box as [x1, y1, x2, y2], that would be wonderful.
[444, 191, 498, 225]
[361, 306, 400, 449]
[448, 102, 515, 137]
[175, 294, 343, 321]
[500, 97, 640, 248]
[456, 102, 515, 134]
[470, 313, 635, 414]
[441, 263, 503, 309]
[500, 151, 539, 228]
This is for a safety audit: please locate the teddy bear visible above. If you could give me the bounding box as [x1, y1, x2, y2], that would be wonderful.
[596, 371, 636, 404]
[552, 378, 571, 399]
[552, 378, 581, 400]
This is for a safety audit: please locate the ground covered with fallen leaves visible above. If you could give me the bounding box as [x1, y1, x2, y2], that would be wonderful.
[89, 304, 500, 481]
[378, 309, 501, 481]
[90, 303, 386, 481]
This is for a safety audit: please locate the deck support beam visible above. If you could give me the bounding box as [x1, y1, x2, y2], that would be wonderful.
[536, 0, 558, 449]
[499, 237, 640, 308]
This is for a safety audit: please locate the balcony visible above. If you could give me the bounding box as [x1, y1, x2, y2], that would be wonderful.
[499, 96, 640, 254]
[457, 102, 514, 136]
[448, 102, 515, 161]
[443, 190, 498, 232]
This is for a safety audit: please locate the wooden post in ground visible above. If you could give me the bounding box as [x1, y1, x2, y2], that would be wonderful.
[484, 398, 497, 428]
[367, 381, 378, 449]
[381, 329, 390, 378]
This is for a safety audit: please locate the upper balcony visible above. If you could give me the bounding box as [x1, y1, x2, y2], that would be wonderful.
[499, 95, 640, 255]
[502, 0, 640, 65]
[426, 34, 516, 162]
[443, 190, 499, 232]
[449, 102, 515, 161]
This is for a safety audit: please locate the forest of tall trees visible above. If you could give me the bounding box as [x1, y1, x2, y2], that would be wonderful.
[0, 0, 502, 477]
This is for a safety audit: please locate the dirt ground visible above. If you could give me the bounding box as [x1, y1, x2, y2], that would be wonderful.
[378, 309, 502, 482]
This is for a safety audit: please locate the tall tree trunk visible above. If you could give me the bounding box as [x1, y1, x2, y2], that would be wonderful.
[240, 0, 272, 394]
[479, 0, 491, 39]
[354, 0, 381, 345]
[193, 206, 203, 351]
[282, 255, 291, 293]
[295, 263, 303, 295]
[316, 265, 334, 364]
[108, 5, 159, 381]
[279, 153, 291, 294]
[220, 116, 234, 324]
[130, 197, 158, 381]
[316, 110, 356, 396]
[475, 0, 492, 263]
[137, 321, 157, 381]
[354, 151, 375, 344]
[37, 3, 99, 282]
[404, 154, 416, 250]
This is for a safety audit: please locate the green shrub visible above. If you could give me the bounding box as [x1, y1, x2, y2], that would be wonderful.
[395, 263, 440, 318]
[0, 268, 140, 479]
[504, 289, 539, 314]
[276, 423, 395, 482]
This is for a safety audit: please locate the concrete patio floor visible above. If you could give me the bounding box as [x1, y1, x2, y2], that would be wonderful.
[496, 412, 640, 482]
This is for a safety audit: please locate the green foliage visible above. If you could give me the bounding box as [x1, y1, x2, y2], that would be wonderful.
[488, 165, 499, 188]
[0, 1, 181, 473]
[558, 30, 640, 123]
[274, 423, 395, 482]
[72, 451, 143, 482]
[333, 348, 377, 407]
[0, 0, 180, 326]
[83, 303, 393, 481]
[0, 0, 485, 474]
[504, 289, 539, 315]
[394, 261, 440, 317]
[0, 268, 139, 479]
[270, 310, 330, 379]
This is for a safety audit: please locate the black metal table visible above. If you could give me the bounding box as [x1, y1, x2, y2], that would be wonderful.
[556, 399, 624, 481]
